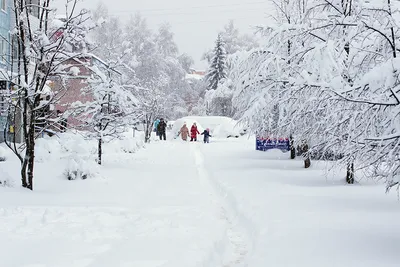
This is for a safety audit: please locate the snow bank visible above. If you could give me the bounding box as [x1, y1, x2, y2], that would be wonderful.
[35, 130, 145, 161]
[2, 130, 146, 181]
[64, 153, 99, 180]
[0, 168, 13, 187]
[172, 116, 245, 138]
[35, 132, 97, 162]
[0, 145, 6, 161]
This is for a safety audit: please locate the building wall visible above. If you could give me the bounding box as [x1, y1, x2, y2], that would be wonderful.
[51, 57, 94, 129]
[0, 0, 11, 70]
[0, 0, 11, 142]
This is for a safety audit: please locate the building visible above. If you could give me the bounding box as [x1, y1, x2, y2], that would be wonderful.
[185, 68, 205, 84]
[0, 1, 47, 142]
[0, 0, 12, 142]
[189, 68, 206, 76]
[50, 54, 121, 130]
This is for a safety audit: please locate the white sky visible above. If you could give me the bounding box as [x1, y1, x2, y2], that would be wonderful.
[52, 0, 274, 69]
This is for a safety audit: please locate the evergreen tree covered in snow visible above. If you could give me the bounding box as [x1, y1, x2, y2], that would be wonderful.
[206, 34, 227, 90]
[202, 23, 257, 117]
[202, 20, 258, 63]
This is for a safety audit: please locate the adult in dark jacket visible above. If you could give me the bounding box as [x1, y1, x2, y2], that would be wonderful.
[157, 118, 167, 140]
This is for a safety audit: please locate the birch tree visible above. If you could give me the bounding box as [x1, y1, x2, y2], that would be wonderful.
[4, 0, 92, 190]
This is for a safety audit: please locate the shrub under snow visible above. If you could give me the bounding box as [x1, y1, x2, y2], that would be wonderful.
[64, 154, 99, 180]
[0, 168, 13, 187]
[0, 145, 6, 162]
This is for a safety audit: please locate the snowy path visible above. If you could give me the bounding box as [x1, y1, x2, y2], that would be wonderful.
[192, 144, 251, 266]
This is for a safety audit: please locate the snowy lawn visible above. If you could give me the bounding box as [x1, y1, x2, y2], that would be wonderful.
[1, 134, 400, 266]
[199, 137, 400, 267]
[0, 136, 227, 267]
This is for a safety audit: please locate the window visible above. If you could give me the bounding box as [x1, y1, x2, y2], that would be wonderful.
[0, 81, 7, 115]
[0, 39, 7, 63]
[27, 0, 40, 18]
[0, 40, 5, 62]
[1, 0, 6, 11]
[11, 35, 18, 60]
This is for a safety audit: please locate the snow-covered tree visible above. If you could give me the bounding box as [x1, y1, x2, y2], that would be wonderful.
[90, 6, 196, 123]
[72, 64, 139, 165]
[203, 22, 258, 117]
[4, 0, 93, 190]
[91, 5, 125, 65]
[178, 53, 194, 73]
[230, 0, 400, 190]
[206, 34, 227, 91]
[202, 20, 258, 63]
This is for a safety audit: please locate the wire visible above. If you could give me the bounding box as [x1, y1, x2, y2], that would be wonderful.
[110, 7, 267, 18]
[109, 1, 268, 14]
[172, 16, 267, 25]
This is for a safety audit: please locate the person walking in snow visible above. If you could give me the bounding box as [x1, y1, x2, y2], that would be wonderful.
[190, 122, 200, 142]
[154, 118, 160, 137]
[201, 128, 212, 143]
[179, 123, 189, 141]
[157, 118, 167, 140]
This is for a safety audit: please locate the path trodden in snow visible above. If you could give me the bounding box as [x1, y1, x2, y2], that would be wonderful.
[192, 143, 252, 267]
[0, 141, 240, 267]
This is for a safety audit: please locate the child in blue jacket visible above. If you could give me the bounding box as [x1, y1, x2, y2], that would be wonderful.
[201, 128, 212, 143]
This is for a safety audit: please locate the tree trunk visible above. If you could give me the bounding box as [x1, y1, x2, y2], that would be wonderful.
[26, 126, 35, 190]
[21, 89, 29, 188]
[302, 142, 311, 168]
[144, 124, 150, 143]
[346, 162, 354, 184]
[98, 136, 102, 165]
[21, 159, 28, 188]
[290, 135, 296, 159]
[144, 119, 152, 143]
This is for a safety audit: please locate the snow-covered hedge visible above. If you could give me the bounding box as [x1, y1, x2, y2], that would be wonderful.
[64, 154, 99, 180]
[0, 145, 6, 162]
[0, 168, 13, 187]
[33, 130, 145, 180]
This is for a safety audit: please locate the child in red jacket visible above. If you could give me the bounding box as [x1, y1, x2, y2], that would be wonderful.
[190, 122, 200, 141]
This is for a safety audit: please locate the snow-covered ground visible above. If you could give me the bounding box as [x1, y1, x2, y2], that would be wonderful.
[1, 133, 400, 267]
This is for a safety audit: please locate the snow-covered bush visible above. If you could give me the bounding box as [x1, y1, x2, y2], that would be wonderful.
[0, 146, 6, 162]
[106, 136, 145, 154]
[0, 169, 14, 187]
[120, 138, 145, 154]
[64, 155, 99, 180]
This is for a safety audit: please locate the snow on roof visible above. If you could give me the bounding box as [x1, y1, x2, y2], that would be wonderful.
[0, 69, 8, 81]
[29, 14, 41, 31]
[52, 18, 65, 28]
[54, 14, 67, 20]
[87, 53, 122, 76]
[185, 73, 203, 81]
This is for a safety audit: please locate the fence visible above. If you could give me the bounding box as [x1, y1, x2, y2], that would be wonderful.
[256, 136, 290, 152]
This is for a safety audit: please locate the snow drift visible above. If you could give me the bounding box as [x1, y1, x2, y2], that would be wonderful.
[172, 116, 245, 138]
